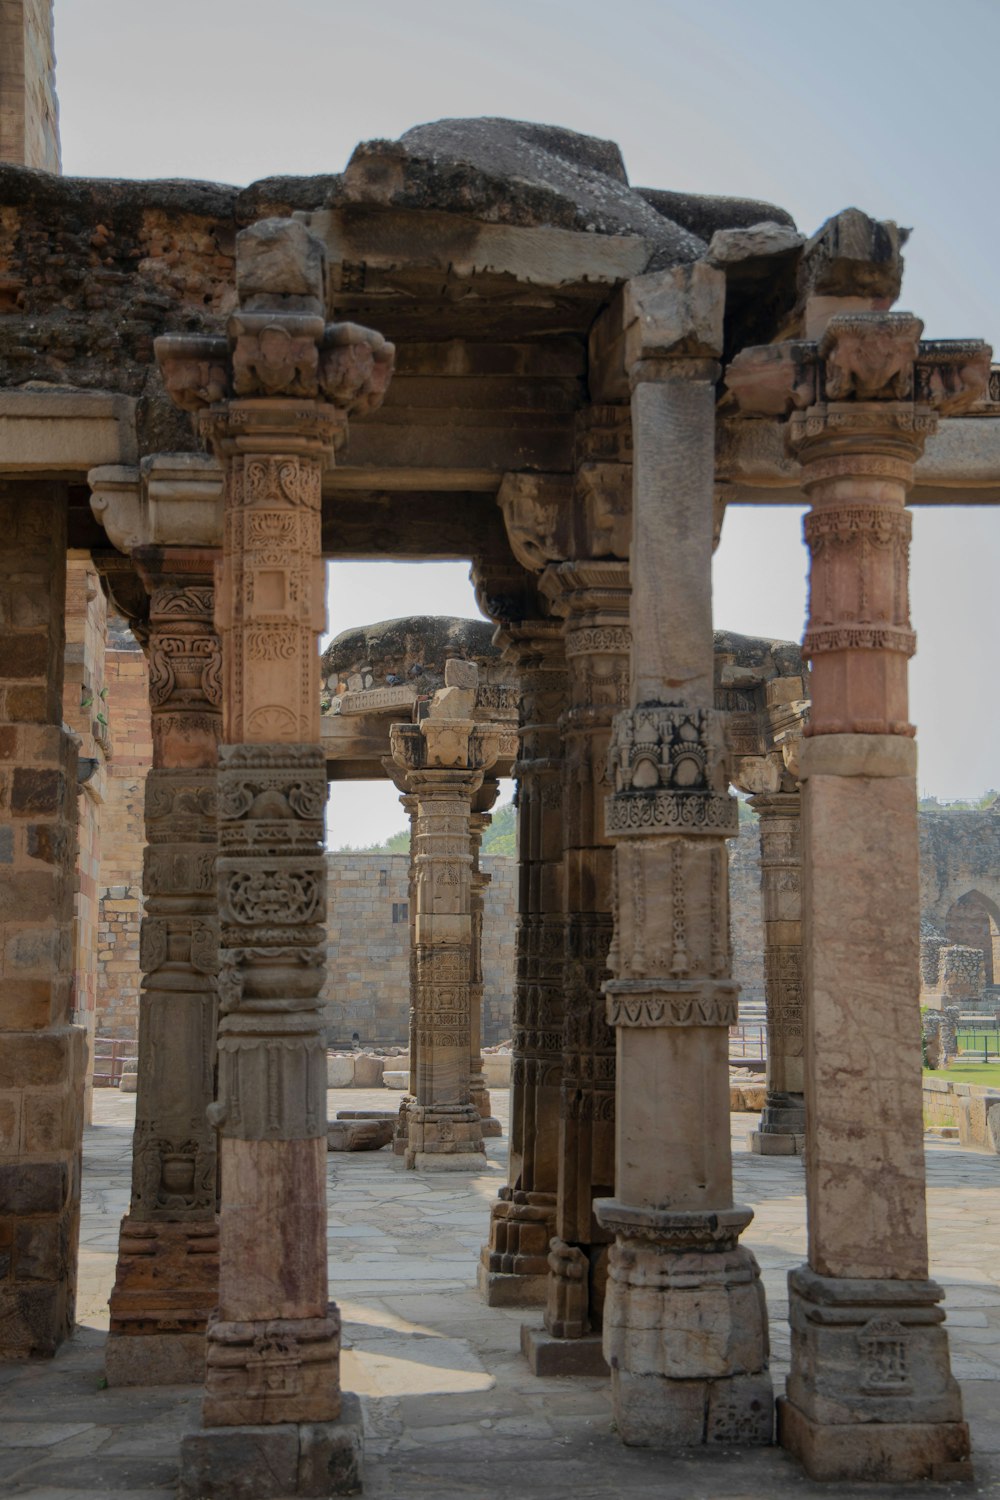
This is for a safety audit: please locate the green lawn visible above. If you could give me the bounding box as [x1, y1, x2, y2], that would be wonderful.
[924, 1062, 1000, 1086]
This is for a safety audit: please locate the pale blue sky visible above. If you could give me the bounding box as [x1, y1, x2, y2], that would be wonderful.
[53, 0, 1000, 841]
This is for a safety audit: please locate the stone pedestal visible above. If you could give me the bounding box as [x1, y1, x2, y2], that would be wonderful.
[747, 790, 805, 1156]
[389, 671, 502, 1171]
[105, 546, 221, 1385]
[480, 621, 566, 1306]
[595, 268, 772, 1445]
[158, 216, 394, 1496]
[725, 313, 991, 1481]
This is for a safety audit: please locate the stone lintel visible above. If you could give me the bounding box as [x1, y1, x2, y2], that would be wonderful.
[0, 390, 137, 475]
[716, 411, 1000, 504]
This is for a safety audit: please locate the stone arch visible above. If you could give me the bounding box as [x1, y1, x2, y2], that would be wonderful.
[944, 889, 1000, 987]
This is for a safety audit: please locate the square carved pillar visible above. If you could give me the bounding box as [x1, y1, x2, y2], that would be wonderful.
[0, 482, 85, 1358]
[747, 788, 805, 1154]
[104, 544, 223, 1387]
[479, 621, 567, 1307]
[595, 268, 772, 1446]
[726, 314, 992, 1481]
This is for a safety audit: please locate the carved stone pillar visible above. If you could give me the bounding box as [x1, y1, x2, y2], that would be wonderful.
[526, 558, 629, 1375]
[392, 791, 418, 1156]
[105, 548, 222, 1386]
[727, 314, 991, 1481]
[158, 218, 394, 1499]
[479, 621, 567, 1306]
[595, 266, 773, 1446]
[470, 789, 502, 1138]
[747, 789, 805, 1155]
[389, 669, 501, 1170]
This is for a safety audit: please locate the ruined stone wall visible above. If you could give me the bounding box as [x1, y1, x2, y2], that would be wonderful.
[94, 626, 148, 1039]
[322, 850, 516, 1047]
[0, 0, 59, 173]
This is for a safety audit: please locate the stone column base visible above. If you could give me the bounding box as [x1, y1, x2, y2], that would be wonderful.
[520, 1323, 608, 1377]
[106, 1216, 219, 1385]
[106, 1331, 205, 1387]
[750, 1096, 806, 1155]
[778, 1398, 971, 1484]
[480, 1115, 503, 1138]
[781, 1265, 970, 1482]
[595, 1200, 773, 1448]
[477, 1262, 547, 1307]
[179, 1392, 363, 1498]
[203, 1309, 342, 1427]
[405, 1102, 484, 1169]
[748, 1130, 805, 1156]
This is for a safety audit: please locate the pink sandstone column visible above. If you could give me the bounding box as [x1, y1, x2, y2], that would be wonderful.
[157, 217, 393, 1499]
[727, 314, 991, 1482]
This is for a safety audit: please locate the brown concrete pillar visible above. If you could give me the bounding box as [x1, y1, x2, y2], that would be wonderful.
[390, 669, 501, 1171]
[747, 788, 805, 1155]
[479, 622, 567, 1306]
[0, 482, 85, 1358]
[773, 316, 983, 1482]
[157, 218, 394, 1498]
[104, 547, 222, 1386]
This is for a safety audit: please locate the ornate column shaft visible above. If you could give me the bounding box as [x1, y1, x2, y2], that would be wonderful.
[390, 663, 501, 1170]
[595, 266, 773, 1446]
[105, 547, 222, 1385]
[469, 789, 502, 1137]
[728, 314, 990, 1481]
[392, 791, 418, 1155]
[748, 788, 805, 1155]
[479, 622, 567, 1306]
[535, 557, 629, 1368]
[158, 218, 394, 1498]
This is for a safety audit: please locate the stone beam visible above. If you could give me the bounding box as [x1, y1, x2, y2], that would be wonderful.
[89, 455, 224, 553]
[717, 407, 1000, 505]
[0, 391, 137, 476]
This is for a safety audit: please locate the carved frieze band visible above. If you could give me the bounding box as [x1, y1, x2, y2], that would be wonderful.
[607, 789, 739, 837]
[604, 980, 739, 1028]
[213, 742, 327, 1141]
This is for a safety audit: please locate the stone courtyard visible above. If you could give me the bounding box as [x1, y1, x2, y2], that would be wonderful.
[5, 2, 1000, 1494]
[1, 1089, 999, 1499]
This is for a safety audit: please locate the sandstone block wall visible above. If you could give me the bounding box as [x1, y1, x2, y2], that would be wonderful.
[322, 851, 516, 1047]
[729, 816, 765, 1011]
[0, 0, 59, 173]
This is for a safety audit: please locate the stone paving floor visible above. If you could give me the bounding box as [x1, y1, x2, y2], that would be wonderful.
[1, 1089, 999, 1498]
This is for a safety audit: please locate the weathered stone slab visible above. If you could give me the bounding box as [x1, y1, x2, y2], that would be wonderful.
[327, 1119, 393, 1152]
[336, 684, 417, 715]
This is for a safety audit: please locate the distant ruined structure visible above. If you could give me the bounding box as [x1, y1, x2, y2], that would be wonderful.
[3, 3, 1000, 1491]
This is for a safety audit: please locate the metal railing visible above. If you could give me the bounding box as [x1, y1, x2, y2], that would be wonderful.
[730, 1023, 767, 1064]
[92, 1036, 137, 1088]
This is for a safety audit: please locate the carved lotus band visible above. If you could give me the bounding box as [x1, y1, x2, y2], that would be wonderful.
[606, 789, 740, 838]
[595, 1197, 754, 1249]
[604, 979, 739, 1028]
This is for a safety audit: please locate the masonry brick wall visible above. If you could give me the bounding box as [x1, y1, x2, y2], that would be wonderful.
[322, 851, 516, 1047]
